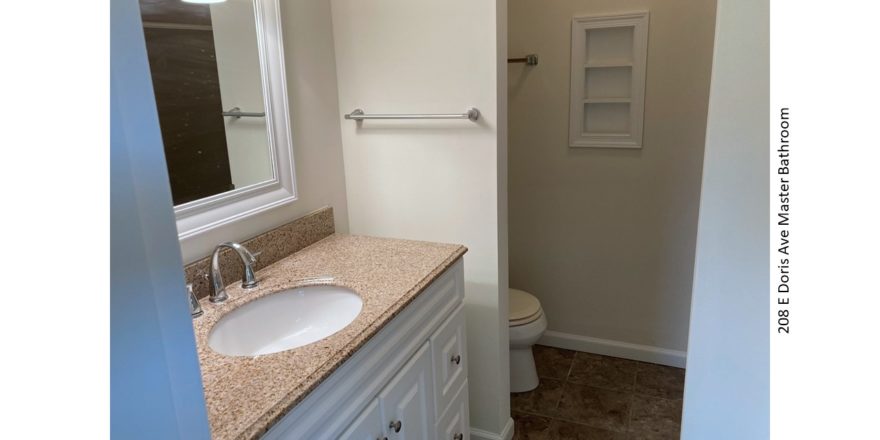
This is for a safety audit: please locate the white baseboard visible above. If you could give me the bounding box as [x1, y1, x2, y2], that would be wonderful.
[539, 330, 687, 368]
[471, 417, 514, 440]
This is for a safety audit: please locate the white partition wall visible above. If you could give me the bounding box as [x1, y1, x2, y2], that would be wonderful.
[681, 0, 769, 437]
[330, 0, 511, 437]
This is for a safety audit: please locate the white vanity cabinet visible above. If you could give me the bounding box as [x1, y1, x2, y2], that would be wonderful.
[341, 344, 434, 440]
[263, 261, 469, 440]
[338, 400, 384, 440]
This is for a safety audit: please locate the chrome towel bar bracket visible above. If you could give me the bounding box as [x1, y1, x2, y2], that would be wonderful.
[508, 54, 539, 65]
[222, 107, 266, 118]
[344, 107, 480, 122]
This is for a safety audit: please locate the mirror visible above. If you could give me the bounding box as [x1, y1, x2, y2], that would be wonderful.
[140, 0, 274, 205]
[138, 0, 297, 239]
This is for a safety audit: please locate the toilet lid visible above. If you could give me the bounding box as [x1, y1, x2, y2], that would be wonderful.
[509, 288, 542, 325]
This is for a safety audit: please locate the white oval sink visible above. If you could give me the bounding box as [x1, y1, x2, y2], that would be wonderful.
[208, 285, 363, 357]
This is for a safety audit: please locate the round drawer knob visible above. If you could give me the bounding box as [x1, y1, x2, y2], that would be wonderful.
[389, 420, 402, 432]
[454, 433, 464, 440]
[451, 354, 462, 365]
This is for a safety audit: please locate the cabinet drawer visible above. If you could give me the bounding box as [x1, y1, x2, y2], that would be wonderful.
[436, 379, 469, 440]
[430, 304, 467, 417]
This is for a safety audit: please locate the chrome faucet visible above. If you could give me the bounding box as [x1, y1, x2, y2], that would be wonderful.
[210, 242, 259, 303]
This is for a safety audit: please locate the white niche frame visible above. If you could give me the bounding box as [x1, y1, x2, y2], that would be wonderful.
[569, 12, 649, 148]
[174, 0, 297, 240]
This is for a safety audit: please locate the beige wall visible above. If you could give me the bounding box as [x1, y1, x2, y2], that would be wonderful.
[330, 0, 510, 435]
[508, 0, 716, 356]
[180, 0, 349, 263]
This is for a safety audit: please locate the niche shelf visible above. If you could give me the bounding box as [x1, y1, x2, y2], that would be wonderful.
[569, 12, 649, 148]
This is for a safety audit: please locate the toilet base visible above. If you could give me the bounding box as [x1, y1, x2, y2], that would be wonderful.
[510, 346, 539, 392]
[508, 302, 547, 393]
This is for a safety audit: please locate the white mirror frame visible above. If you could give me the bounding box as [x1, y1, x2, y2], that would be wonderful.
[174, 0, 296, 241]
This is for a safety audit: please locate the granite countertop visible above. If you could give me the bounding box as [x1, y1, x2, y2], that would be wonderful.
[192, 234, 467, 440]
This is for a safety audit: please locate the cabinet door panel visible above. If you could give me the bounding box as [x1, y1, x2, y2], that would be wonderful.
[339, 398, 385, 440]
[379, 343, 434, 440]
[430, 305, 467, 417]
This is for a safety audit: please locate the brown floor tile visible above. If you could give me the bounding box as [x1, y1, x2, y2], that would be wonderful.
[516, 348, 684, 439]
[556, 382, 632, 432]
[512, 412, 552, 440]
[533, 345, 576, 380]
[634, 363, 685, 400]
[511, 378, 564, 417]
[569, 352, 639, 391]
[626, 432, 679, 440]
[550, 419, 628, 439]
[629, 394, 682, 438]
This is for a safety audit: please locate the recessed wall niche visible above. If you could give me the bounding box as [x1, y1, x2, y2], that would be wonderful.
[569, 12, 649, 148]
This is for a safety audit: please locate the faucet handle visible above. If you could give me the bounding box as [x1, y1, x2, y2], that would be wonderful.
[235, 244, 259, 266]
[187, 283, 203, 318]
[241, 248, 260, 289]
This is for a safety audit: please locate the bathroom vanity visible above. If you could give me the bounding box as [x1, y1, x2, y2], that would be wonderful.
[265, 259, 468, 440]
[191, 234, 469, 440]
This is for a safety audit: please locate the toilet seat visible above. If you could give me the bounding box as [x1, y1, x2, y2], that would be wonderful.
[509, 288, 542, 327]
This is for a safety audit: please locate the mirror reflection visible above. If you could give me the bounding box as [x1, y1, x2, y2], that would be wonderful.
[139, 0, 274, 206]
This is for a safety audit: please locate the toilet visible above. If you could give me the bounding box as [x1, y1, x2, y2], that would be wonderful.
[508, 288, 548, 393]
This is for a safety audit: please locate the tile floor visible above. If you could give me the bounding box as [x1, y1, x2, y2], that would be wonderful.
[511, 345, 685, 440]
